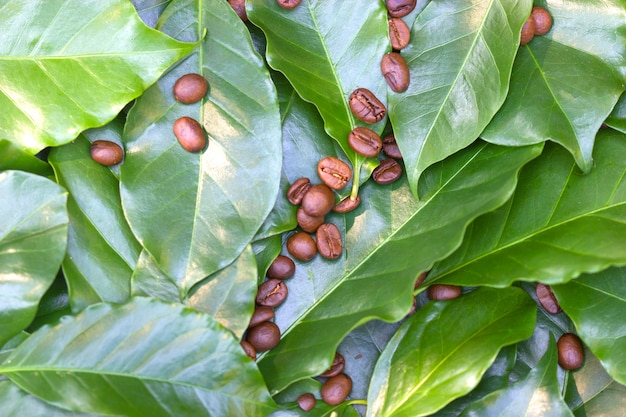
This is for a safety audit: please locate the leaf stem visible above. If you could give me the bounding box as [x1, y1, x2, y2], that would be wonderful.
[350, 161, 361, 199]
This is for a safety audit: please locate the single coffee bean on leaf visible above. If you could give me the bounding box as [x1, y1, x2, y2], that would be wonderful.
[349, 88, 386, 124]
[321, 373, 352, 406]
[388, 18, 411, 50]
[240, 340, 257, 361]
[227, 0, 247, 21]
[318, 157, 353, 190]
[173, 116, 207, 153]
[90, 140, 124, 166]
[297, 207, 325, 233]
[277, 0, 301, 9]
[382, 133, 403, 159]
[520, 16, 535, 45]
[297, 393, 316, 411]
[316, 223, 342, 260]
[287, 232, 317, 261]
[531, 6, 553, 35]
[318, 352, 345, 378]
[248, 306, 275, 329]
[267, 255, 296, 280]
[381, 52, 410, 93]
[557, 333, 584, 370]
[372, 158, 402, 184]
[246, 321, 281, 352]
[348, 126, 382, 157]
[427, 284, 462, 301]
[301, 183, 336, 216]
[386, 0, 417, 18]
[536, 283, 562, 314]
[173, 73, 208, 104]
[256, 278, 288, 307]
[287, 177, 311, 205]
[333, 195, 361, 213]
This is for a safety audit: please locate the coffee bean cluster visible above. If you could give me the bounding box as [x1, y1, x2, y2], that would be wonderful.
[520, 6, 553, 46]
[295, 352, 353, 410]
[172, 73, 209, 152]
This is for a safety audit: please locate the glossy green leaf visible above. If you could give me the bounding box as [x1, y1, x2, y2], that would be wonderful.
[0, 333, 29, 366]
[0, 140, 53, 178]
[552, 267, 626, 385]
[606, 92, 626, 134]
[253, 235, 283, 284]
[429, 130, 626, 287]
[367, 287, 536, 417]
[28, 273, 71, 332]
[0, 380, 97, 417]
[391, 0, 531, 195]
[0, 171, 68, 346]
[131, 249, 180, 302]
[270, 403, 360, 417]
[573, 381, 626, 417]
[0, 0, 197, 154]
[0, 297, 278, 416]
[49, 135, 141, 312]
[120, 0, 282, 296]
[132, 0, 171, 27]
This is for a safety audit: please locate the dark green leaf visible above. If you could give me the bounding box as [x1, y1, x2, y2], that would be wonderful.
[606, 92, 626, 134]
[270, 402, 360, 417]
[132, 0, 171, 27]
[254, 173, 298, 242]
[28, 273, 71, 332]
[131, 249, 180, 302]
[0, 140, 53, 178]
[253, 235, 283, 284]
[0, 380, 97, 417]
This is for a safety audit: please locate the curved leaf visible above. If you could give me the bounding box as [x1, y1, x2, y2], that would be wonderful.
[0, 298, 278, 416]
[120, 0, 282, 296]
[0, 171, 68, 346]
[392, 0, 531, 195]
[367, 287, 536, 417]
[0, 140, 53, 178]
[0, 380, 97, 417]
[132, 0, 171, 27]
[131, 249, 180, 302]
[606, 92, 626, 134]
[0, 0, 196, 153]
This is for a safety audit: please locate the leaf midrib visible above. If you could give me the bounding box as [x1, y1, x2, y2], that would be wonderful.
[0, 50, 186, 60]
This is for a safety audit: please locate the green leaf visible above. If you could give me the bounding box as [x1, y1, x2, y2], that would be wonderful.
[0, 380, 97, 417]
[0, 333, 29, 366]
[131, 249, 180, 302]
[0, 0, 197, 154]
[0, 297, 278, 416]
[429, 130, 626, 288]
[0, 140, 53, 178]
[120, 0, 282, 296]
[367, 287, 536, 417]
[132, 0, 171, 27]
[28, 273, 71, 332]
[253, 235, 283, 284]
[606, 92, 626, 134]
[392, 0, 532, 195]
[49, 135, 142, 312]
[0, 171, 68, 346]
[573, 381, 626, 417]
[552, 266, 626, 385]
[270, 402, 360, 417]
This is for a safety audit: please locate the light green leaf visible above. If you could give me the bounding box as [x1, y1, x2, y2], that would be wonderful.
[0, 140, 53, 178]
[0, 380, 97, 417]
[131, 249, 180, 302]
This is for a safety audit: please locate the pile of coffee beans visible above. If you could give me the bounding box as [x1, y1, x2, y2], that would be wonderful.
[172, 73, 209, 152]
[520, 6, 553, 46]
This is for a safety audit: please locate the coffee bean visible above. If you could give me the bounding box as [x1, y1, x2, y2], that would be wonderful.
[287, 177, 311, 205]
[386, 0, 417, 18]
[316, 223, 342, 260]
[348, 127, 382, 157]
[240, 340, 257, 361]
[297, 393, 316, 411]
[246, 321, 280, 352]
[382, 133, 403, 159]
[318, 352, 345, 378]
[287, 232, 317, 261]
[535, 283, 561, 314]
[321, 373, 352, 406]
[256, 278, 288, 307]
[557, 333, 584, 370]
[381, 52, 410, 93]
[90, 140, 124, 166]
[349, 88, 387, 124]
[531, 6, 552, 35]
[301, 183, 335, 216]
[173, 74, 208, 104]
[520, 16, 535, 46]
[333, 195, 361, 213]
[277, 0, 300, 9]
[173, 116, 206, 153]
[427, 284, 462, 301]
[267, 255, 296, 280]
[228, 0, 247, 21]
[248, 306, 275, 329]
[317, 157, 353, 190]
[297, 207, 324, 233]
[388, 18, 411, 50]
[414, 271, 428, 289]
[372, 158, 402, 184]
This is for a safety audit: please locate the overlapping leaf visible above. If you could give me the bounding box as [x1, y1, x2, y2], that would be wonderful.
[0, 0, 197, 154]
[0, 380, 97, 417]
[607, 93, 626, 134]
[428, 130, 626, 288]
[0, 140, 53, 178]
[391, 0, 532, 195]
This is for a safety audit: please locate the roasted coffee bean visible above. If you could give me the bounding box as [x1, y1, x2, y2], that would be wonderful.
[414, 271, 428, 289]
[382, 133, 403, 159]
[287, 232, 317, 261]
[372, 158, 402, 184]
[173, 73, 208, 104]
[267, 255, 296, 280]
[246, 321, 281, 352]
[173, 116, 206, 153]
[557, 333, 584, 370]
[348, 127, 382, 157]
[318, 157, 353, 190]
[240, 340, 257, 361]
[297, 207, 325, 233]
[256, 278, 288, 307]
[520, 16, 535, 46]
[427, 284, 462, 301]
[388, 18, 411, 50]
[319, 352, 345, 378]
[287, 177, 311, 205]
[297, 393, 316, 411]
[531, 6, 552, 35]
[333, 195, 361, 213]
[248, 306, 275, 329]
[277, 0, 301, 9]
[386, 0, 417, 18]
[536, 283, 561, 314]
[301, 183, 335, 216]
[316, 223, 342, 260]
[228, 0, 247, 21]
[381, 52, 410, 93]
[90, 140, 124, 166]
[321, 373, 352, 406]
[349, 88, 387, 124]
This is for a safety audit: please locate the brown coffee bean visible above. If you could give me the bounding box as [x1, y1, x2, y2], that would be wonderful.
[277, 0, 300, 9]
[427, 284, 462, 301]
[382, 133, 403, 159]
[173, 116, 206, 153]
[321, 373, 352, 406]
[348, 127, 382, 157]
[90, 140, 124, 166]
[319, 352, 345, 378]
[228, 0, 247, 21]
[381, 53, 410, 93]
[318, 157, 353, 190]
[414, 271, 428, 289]
[316, 223, 342, 260]
[557, 333, 584, 370]
[267, 255, 295, 280]
[531, 6, 552, 35]
[287, 177, 311, 205]
[520, 16, 535, 46]
[386, 0, 417, 18]
[297, 207, 324, 233]
[372, 158, 402, 184]
[246, 321, 280, 352]
[349, 88, 387, 124]
[333, 195, 361, 213]
[297, 393, 316, 411]
[388, 18, 411, 50]
[240, 340, 257, 361]
[173, 74, 208, 104]
[256, 278, 288, 307]
[248, 306, 275, 329]
[287, 232, 317, 261]
[535, 283, 561, 314]
[301, 183, 335, 216]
